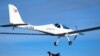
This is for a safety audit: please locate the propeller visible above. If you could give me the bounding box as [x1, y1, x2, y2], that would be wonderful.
[73, 35, 77, 40]
[73, 25, 84, 40]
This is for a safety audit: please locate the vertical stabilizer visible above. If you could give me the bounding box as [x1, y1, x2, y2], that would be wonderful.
[8, 4, 25, 24]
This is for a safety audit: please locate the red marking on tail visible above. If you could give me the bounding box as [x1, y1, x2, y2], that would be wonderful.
[13, 8, 17, 13]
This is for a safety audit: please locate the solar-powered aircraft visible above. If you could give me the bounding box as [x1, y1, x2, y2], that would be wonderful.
[0, 4, 100, 46]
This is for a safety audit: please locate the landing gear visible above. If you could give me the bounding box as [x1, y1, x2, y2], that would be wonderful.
[66, 36, 73, 45]
[54, 36, 61, 46]
[68, 41, 72, 45]
[54, 35, 73, 46]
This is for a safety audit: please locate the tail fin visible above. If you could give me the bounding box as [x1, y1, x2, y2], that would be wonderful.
[8, 4, 25, 24]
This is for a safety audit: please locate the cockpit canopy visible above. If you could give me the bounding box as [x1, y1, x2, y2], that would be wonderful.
[55, 23, 61, 28]
[62, 25, 70, 29]
[54, 23, 70, 29]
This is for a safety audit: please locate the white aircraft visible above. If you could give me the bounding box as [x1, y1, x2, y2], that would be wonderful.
[0, 4, 100, 46]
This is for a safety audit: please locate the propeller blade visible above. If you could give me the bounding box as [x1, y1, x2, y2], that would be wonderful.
[75, 25, 84, 35]
[74, 35, 77, 40]
[75, 25, 77, 30]
[79, 32, 84, 35]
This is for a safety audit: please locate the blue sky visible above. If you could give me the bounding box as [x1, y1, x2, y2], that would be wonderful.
[0, 0, 100, 56]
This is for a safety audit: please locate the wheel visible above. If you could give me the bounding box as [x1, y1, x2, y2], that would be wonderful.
[68, 41, 72, 45]
[54, 42, 58, 46]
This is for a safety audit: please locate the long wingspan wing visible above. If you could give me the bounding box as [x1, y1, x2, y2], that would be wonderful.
[0, 24, 27, 27]
[68, 26, 100, 34]
[0, 32, 49, 35]
[0, 24, 13, 27]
